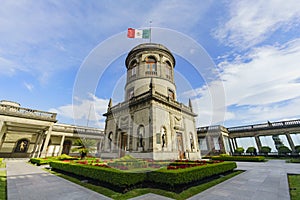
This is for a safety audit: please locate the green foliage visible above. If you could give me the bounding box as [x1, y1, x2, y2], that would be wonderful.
[260, 146, 271, 155]
[288, 174, 300, 200]
[71, 139, 96, 159]
[278, 146, 292, 155]
[211, 155, 265, 162]
[246, 147, 257, 155]
[0, 158, 3, 164]
[0, 170, 6, 200]
[50, 161, 237, 192]
[147, 162, 236, 188]
[30, 155, 78, 165]
[295, 145, 300, 153]
[234, 147, 244, 155]
[50, 161, 146, 190]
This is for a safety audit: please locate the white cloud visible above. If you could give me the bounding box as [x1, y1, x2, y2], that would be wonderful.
[23, 82, 34, 92]
[49, 94, 109, 128]
[191, 38, 300, 126]
[213, 0, 300, 48]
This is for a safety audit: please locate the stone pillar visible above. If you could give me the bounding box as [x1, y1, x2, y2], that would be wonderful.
[228, 138, 234, 155]
[255, 135, 262, 152]
[285, 133, 295, 153]
[234, 138, 238, 148]
[58, 135, 65, 156]
[40, 125, 53, 158]
[0, 121, 7, 150]
[32, 133, 43, 158]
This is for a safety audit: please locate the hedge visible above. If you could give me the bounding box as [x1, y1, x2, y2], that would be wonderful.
[211, 155, 265, 162]
[147, 162, 236, 187]
[0, 158, 3, 164]
[50, 161, 146, 189]
[30, 154, 78, 165]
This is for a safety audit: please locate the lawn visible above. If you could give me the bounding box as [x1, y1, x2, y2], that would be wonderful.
[288, 174, 300, 200]
[0, 159, 6, 200]
[46, 168, 243, 200]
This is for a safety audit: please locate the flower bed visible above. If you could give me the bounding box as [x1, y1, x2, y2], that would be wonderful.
[30, 154, 78, 165]
[49, 160, 237, 193]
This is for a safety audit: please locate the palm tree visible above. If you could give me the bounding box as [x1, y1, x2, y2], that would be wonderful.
[71, 139, 96, 159]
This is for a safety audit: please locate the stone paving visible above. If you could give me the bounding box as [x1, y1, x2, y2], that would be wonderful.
[6, 159, 111, 200]
[4, 159, 300, 200]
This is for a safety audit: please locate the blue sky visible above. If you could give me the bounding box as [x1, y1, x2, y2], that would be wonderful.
[1, 0, 300, 129]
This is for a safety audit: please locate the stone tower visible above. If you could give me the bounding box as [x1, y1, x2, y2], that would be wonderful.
[102, 43, 201, 160]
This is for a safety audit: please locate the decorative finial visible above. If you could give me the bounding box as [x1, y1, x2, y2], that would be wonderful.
[189, 99, 193, 111]
[108, 98, 112, 109]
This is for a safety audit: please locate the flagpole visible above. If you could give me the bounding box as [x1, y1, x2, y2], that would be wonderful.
[149, 20, 152, 43]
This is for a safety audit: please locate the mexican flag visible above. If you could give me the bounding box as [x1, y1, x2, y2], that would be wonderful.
[127, 28, 150, 39]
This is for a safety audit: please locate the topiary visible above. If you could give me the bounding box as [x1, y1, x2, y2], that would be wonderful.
[234, 147, 244, 155]
[295, 145, 300, 153]
[278, 146, 291, 155]
[260, 146, 271, 155]
[246, 147, 257, 155]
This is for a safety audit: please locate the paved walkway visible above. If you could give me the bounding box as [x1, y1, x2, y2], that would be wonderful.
[4, 159, 300, 200]
[6, 160, 111, 200]
[187, 160, 300, 200]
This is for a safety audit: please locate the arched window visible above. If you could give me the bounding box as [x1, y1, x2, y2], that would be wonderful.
[138, 125, 145, 147]
[129, 60, 137, 77]
[14, 139, 29, 153]
[165, 61, 172, 79]
[145, 56, 157, 75]
[168, 89, 175, 100]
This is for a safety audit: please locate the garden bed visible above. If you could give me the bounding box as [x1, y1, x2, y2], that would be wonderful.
[211, 155, 265, 162]
[50, 160, 237, 193]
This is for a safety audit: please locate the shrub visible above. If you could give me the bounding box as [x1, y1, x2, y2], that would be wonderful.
[211, 155, 265, 162]
[278, 146, 292, 155]
[246, 147, 257, 155]
[234, 147, 244, 155]
[147, 162, 236, 189]
[295, 145, 300, 153]
[260, 146, 271, 155]
[50, 161, 146, 191]
[0, 158, 3, 164]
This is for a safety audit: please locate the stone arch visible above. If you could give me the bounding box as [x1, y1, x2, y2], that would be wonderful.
[62, 140, 72, 155]
[14, 138, 30, 153]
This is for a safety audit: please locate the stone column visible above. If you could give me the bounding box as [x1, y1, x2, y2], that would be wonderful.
[228, 138, 234, 155]
[285, 133, 295, 153]
[40, 125, 53, 158]
[234, 138, 238, 148]
[32, 133, 43, 158]
[255, 135, 262, 152]
[0, 121, 7, 150]
[58, 135, 65, 156]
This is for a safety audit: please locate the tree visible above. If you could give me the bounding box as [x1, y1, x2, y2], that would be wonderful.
[260, 146, 271, 156]
[295, 145, 300, 154]
[71, 139, 96, 159]
[278, 145, 291, 156]
[234, 147, 244, 155]
[246, 147, 257, 156]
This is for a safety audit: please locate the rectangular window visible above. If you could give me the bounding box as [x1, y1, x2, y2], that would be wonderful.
[131, 67, 136, 76]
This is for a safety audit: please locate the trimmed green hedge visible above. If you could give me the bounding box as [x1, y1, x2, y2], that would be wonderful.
[211, 155, 265, 162]
[30, 154, 78, 165]
[50, 161, 146, 189]
[50, 161, 236, 192]
[147, 162, 236, 187]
